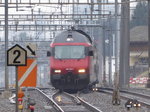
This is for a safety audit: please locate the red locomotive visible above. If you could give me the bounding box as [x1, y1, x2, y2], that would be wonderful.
[47, 29, 98, 90]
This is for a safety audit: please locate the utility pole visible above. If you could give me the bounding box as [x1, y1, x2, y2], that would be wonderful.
[115, 0, 118, 73]
[2, 0, 11, 98]
[119, 0, 130, 88]
[107, 12, 112, 86]
[102, 0, 107, 86]
[146, 0, 150, 88]
[97, 0, 103, 85]
[108, 29, 112, 86]
[103, 23, 107, 86]
[112, 0, 121, 105]
[5, 0, 9, 91]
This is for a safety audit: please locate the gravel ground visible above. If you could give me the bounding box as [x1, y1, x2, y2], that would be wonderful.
[79, 91, 149, 112]
[0, 91, 49, 112]
[0, 89, 149, 112]
[26, 90, 50, 112]
[0, 95, 15, 112]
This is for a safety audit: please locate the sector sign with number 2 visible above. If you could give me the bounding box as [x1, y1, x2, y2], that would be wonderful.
[7, 44, 27, 66]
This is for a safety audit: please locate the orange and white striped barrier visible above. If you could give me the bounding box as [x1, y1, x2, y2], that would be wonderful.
[18, 58, 37, 87]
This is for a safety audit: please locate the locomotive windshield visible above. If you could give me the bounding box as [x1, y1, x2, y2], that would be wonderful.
[54, 46, 85, 59]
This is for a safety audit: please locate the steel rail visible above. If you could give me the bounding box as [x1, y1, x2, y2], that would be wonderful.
[77, 96, 103, 112]
[0, 88, 16, 93]
[62, 91, 103, 112]
[99, 89, 150, 108]
[119, 90, 150, 99]
[63, 92, 81, 105]
[99, 87, 150, 100]
[35, 88, 64, 112]
[0, 88, 4, 94]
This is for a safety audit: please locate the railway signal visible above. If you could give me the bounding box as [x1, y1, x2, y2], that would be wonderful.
[132, 99, 141, 108]
[18, 91, 24, 111]
[125, 99, 141, 111]
[125, 99, 133, 110]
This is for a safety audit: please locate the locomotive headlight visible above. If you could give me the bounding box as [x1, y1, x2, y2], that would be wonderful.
[54, 70, 61, 73]
[92, 88, 98, 91]
[133, 104, 137, 107]
[78, 69, 86, 73]
[137, 103, 141, 107]
[95, 88, 98, 91]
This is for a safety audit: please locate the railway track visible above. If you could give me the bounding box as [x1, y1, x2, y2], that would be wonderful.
[0, 88, 4, 94]
[98, 87, 150, 108]
[0, 87, 149, 112]
[35, 88, 103, 112]
[34, 88, 63, 112]
[0, 88, 16, 94]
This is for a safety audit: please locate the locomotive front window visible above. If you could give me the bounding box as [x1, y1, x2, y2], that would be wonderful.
[54, 46, 85, 59]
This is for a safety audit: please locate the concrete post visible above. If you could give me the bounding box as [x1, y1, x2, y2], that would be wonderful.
[146, 0, 150, 88]
[119, 0, 130, 88]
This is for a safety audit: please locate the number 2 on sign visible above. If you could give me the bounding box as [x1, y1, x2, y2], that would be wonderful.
[13, 50, 21, 63]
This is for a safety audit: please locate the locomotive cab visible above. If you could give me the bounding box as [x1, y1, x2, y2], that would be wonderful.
[49, 30, 95, 90]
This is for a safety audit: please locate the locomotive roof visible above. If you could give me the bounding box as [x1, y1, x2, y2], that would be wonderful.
[53, 30, 92, 44]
